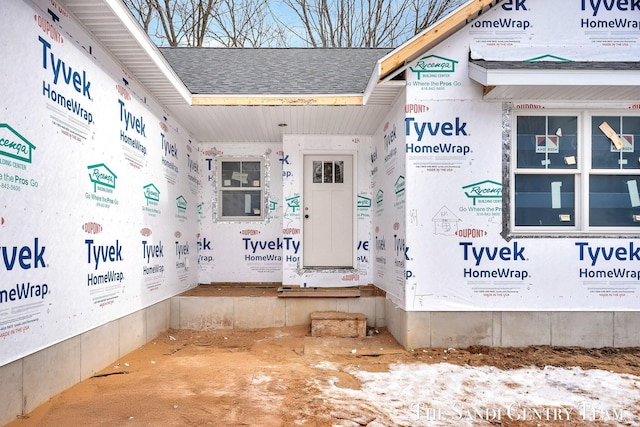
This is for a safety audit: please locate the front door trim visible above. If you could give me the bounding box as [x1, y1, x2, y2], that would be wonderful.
[301, 150, 357, 270]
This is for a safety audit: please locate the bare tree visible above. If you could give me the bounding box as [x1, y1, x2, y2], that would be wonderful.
[411, 0, 464, 34]
[274, 0, 465, 48]
[123, 0, 155, 34]
[207, 0, 284, 47]
[124, 0, 216, 46]
[124, 0, 467, 48]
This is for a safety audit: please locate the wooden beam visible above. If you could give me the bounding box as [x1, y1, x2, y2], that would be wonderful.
[191, 95, 364, 106]
[379, 0, 499, 80]
[483, 85, 496, 96]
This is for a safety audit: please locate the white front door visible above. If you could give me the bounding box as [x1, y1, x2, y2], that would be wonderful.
[303, 154, 353, 268]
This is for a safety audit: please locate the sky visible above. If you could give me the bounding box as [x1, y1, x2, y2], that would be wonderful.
[311, 360, 640, 426]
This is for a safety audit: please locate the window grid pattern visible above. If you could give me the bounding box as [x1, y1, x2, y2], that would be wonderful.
[513, 112, 640, 232]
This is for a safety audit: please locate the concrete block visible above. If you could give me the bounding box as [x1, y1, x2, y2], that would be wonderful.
[285, 298, 337, 326]
[177, 296, 235, 330]
[492, 312, 502, 346]
[501, 312, 552, 347]
[170, 297, 181, 329]
[81, 320, 120, 380]
[146, 300, 171, 341]
[310, 311, 367, 338]
[375, 296, 387, 327]
[337, 298, 377, 327]
[235, 297, 286, 328]
[614, 312, 640, 347]
[23, 337, 81, 414]
[0, 360, 23, 426]
[406, 311, 431, 349]
[430, 312, 494, 348]
[119, 309, 146, 356]
[551, 312, 614, 348]
[384, 298, 408, 348]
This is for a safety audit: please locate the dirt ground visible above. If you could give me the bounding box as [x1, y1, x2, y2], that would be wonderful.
[6, 325, 640, 427]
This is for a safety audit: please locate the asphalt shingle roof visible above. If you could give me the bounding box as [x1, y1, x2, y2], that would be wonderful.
[159, 47, 391, 95]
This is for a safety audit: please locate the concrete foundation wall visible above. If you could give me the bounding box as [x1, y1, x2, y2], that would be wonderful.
[384, 301, 640, 350]
[170, 295, 388, 330]
[0, 300, 171, 426]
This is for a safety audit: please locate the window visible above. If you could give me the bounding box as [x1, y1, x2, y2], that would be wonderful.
[218, 158, 264, 220]
[312, 160, 344, 183]
[512, 112, 640, 233]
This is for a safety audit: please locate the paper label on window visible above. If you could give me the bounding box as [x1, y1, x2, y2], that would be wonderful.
[610, 135, 634, 153]
[232, 171, 249, 184]
[244, 194, 251, 213]
[551, 181, 562, 209]
[627, 180, 640, 207]
[536, 135, 559, 153]
[599, 121, 625, 150]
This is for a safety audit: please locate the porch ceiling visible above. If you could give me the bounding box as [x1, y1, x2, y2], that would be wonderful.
[60, 0, 403, 144]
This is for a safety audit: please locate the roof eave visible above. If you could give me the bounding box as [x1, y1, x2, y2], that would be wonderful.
[376, 0, 499, 82]
[102, 0, 193, 105]
[469, 62, 640, 86]
[191, 94, 364, 106]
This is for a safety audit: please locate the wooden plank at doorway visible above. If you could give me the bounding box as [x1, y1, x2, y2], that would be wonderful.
[277, 286, 361, 298]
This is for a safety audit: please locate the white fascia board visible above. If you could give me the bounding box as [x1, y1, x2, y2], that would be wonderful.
[104, 0, 192, 105]
[363, 61, 382, 105]
[469, 62, 640, 86]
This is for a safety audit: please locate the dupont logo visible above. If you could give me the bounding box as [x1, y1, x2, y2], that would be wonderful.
[463, 180, 502, 205]
[82, 222, 103, 234]
[0, 124, 36, 164]
[143, 183, 160, 204]
[455, 228, 488, 238]
[140, 228, 152, 236]
[410, 55, 458, 79]
[87, 163, 117, 191]
[240, 229, 260, 236]
[116, 84, 131, 101]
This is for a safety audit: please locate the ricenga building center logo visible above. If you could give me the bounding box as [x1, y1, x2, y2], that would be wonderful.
[143, 183, 161, 216]
[176, 195, 187, 220]
[176, 195, 187, 212]
[88, 163, 117, 191]
[144, 183, 160, 204]
[87, 163, 118, 208]
[410, 55, 458, 79]
[0, 124, 35, 165]
[463, 180, 502, 205]
[0, 124, 39, 192]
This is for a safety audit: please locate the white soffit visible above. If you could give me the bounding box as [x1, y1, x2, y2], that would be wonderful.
[62, 0, 191, 106]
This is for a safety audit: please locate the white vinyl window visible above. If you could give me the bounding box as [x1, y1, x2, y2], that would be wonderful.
[218, 158, 264, 220]
[512, 111, 640, 234]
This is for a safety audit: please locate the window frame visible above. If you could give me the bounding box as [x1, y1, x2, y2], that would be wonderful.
[217, 156, 265, 221]
[510, 109, 640, 236]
